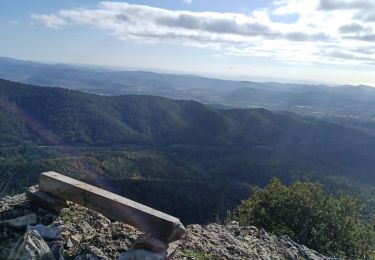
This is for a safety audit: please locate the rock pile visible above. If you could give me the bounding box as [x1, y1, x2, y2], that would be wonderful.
[0, 194, 139, 259]
[0, 194, 336, 259]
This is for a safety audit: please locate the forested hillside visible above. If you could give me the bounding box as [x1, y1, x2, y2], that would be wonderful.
[4, 57, 375, 139]
[1, 79, 375, 223]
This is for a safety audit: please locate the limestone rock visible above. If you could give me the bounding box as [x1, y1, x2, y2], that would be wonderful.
[55, 205, 139, 258]
[280, 235, 331, 260]
[173, 222, 335, 260]
[0, 194, 28, 212]
[66, 234, 83, 249]
[1, 193, 337, 260]
[7, 229, 53, 260]
[74, 245, 109, 260]
[66, 237, 74, 249]
[71, 234, 83, 247]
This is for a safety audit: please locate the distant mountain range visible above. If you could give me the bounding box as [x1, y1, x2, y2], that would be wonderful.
[1, 57, 375, 114]
[1, 79, 375, 223]
[0, 78, 372, 149]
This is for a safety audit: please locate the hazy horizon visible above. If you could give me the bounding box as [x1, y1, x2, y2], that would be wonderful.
[1, 55, 372, 88]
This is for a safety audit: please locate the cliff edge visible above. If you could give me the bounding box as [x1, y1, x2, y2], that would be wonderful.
[0, 194, 335, 260]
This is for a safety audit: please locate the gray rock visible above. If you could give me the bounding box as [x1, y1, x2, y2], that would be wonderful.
[1, 193, 337, 260]
[66, 233, 82, 249]
[28, 224, 62, 241]
[74, 245, 109, 260]
[66, 237, 74, 249]
[0, 213, 37, 229]
[280, 236, 336, 260]
[7, 229, 54, 260]
[118, 249, 165, 260]
[87, 246, 108, 259]
[78, 221, 96, 240]
[172, 223, 335, 260]
[0, 194, 28, 212]
[70, 234, 83, 246]
[1, 194, 139, 259]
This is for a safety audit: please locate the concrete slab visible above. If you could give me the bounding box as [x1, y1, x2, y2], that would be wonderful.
[38, 171, 185, 242]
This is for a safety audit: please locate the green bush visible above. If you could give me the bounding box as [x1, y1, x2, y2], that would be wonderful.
[228, 178, 375, 259]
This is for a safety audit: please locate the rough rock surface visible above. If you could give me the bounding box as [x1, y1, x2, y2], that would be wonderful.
[0, 194, 337, 259]
[173, 222, 335, 260]
[7, 229, 53, 260]
[0, 194, 139, 259]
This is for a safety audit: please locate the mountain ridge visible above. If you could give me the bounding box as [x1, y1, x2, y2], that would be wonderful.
[1, 78, 375, 224]
[0, 78, 372, 148]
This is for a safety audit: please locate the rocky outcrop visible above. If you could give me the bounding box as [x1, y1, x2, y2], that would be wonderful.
[0, 194, 336, 259]
[173, 222, 334, 260]
[0, 194, 140, 259]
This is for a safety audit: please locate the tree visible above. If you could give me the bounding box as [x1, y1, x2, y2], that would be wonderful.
[228, 178, 375, 259]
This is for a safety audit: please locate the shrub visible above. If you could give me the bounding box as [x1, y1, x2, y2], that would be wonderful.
[228, 178, 375, 259]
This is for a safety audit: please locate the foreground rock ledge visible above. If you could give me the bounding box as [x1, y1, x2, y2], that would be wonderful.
[0, 194, 337, 259]
[38, 171, 185, 243]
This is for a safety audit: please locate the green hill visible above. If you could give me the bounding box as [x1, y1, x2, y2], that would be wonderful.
[0, 79, 370, 147]
[0, 78, 375, 223]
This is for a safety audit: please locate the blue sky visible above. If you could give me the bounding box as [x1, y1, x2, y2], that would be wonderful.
[1, 0, 375, 85]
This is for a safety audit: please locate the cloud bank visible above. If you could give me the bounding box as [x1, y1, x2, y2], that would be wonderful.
[31, 0, 375, 66]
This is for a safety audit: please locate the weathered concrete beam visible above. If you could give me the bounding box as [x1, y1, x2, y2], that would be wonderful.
[38, 171, 185, 242]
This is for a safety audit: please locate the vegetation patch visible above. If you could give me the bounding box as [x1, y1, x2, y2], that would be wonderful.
[229, 178, 375, 259]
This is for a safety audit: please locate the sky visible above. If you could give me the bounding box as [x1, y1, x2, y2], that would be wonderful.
[1, 0, 375, 85]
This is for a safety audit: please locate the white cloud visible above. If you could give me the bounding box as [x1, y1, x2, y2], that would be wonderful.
[31, 1, 375, 66]
[31, 14, 66, 29]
